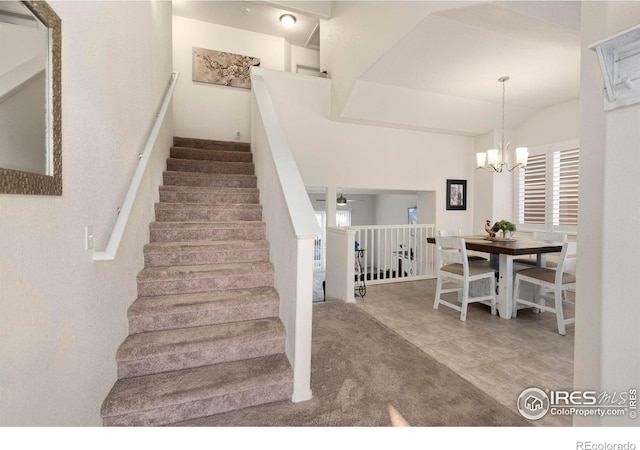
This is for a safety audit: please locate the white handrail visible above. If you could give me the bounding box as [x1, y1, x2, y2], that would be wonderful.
[93, 72, 179, 261]
[251, 69, 319, 239]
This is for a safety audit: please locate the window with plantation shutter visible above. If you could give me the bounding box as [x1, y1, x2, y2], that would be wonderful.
[517, 141, 579, 231]
[554, 147, 579, 226]
[519, 152, 547, 225]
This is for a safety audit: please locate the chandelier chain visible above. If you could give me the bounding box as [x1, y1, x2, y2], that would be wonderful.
[501, 78, 506, 151]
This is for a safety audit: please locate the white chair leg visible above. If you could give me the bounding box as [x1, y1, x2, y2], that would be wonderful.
[433, 275, 442, 310]
[555, 287, 566, 336]
[460, 280, 469, 321]
[533, 285, 542, 314]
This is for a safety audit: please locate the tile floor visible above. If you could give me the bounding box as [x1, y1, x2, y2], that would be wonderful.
[354, 279, 575, 426]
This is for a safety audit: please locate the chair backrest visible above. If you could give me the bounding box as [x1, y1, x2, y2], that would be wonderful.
[562, 241, 577, 273]
[435, 235, 468, 275]
[554, 241, 577, 285]
[532, 231, 567, 243]
[438, 229, 462, 237]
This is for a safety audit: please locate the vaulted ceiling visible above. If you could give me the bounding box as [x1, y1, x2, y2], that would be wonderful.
[173, 1, 581, 135]
[342, 1, 581, 134]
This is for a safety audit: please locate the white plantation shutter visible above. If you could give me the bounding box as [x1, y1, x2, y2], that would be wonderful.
[554, 147, 579, 226]
[520, 152, 547, 225]
[517, 141, 579, 231]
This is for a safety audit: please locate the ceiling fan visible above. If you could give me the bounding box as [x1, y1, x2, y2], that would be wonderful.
[315, 195, 361, 205]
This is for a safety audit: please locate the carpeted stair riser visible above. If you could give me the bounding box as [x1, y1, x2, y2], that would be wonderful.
[154, 204, 262, 222]
[167, 159, 254, 175]
[170, 147, 253, 163]
[102, 354, 292, 427]
[149, 222, 266, 243]
[173, 137, 251, 152]
[163, 172, 257, 189]
[158, 186, 259, 205]
[143, 241, 269, 267]
[127, 287, 280, 334]
[117, 318, 285, 378]
[137, 263, 275, 297]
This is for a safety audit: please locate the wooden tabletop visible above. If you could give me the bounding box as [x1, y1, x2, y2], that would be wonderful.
[426, 235, 563, 256]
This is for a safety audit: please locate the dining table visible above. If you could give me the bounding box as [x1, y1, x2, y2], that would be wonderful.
[427, 235, 563, 319]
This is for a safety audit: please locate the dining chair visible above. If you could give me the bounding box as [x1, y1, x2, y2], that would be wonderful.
[512, 241, 576, 335]
[433, 236, 497, 321]
[514, 231, 568, 268]
[437, 230, 487, 262]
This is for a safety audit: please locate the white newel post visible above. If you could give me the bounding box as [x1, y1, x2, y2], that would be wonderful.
[325, 227, 356, 303]
[292, 235, 315, 402]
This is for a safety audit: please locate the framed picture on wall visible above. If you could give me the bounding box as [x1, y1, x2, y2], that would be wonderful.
[446, 179, 467, 211]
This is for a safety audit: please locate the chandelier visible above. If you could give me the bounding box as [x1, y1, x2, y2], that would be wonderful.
[476, 76, 528, 173]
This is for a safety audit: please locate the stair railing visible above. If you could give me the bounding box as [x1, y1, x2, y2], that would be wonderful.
[93, 72, 179, 261]
[250, 67, 320, 403]
[325, 224, 436, 303]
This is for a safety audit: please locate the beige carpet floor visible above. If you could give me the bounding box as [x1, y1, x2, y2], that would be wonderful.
[177, 301, 529, 426]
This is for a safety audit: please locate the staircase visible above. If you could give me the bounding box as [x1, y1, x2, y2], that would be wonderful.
[101, 137, 293, 426]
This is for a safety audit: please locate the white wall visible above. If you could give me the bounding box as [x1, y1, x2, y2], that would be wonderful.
[291, 45, 320, 72]
[340, 194, 375, 226]
[260, 69, 476, 235]
[515, 99, 579, 148]
[172, 16, 287, 142]
[473, 130, 496, 234]
[0, 1, 173, 425]
[374, 194, 417, 226]
[575, 1, 640, 427]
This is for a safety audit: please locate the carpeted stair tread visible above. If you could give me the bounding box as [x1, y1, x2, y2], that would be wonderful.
[149, 221, 266, 242]
[156, 202, 262, 209]
[158, 186, 259, 204]
[129, 287, 279, 318]
[154, 203, 262, 222]
[171, 147, 253, 163]
[136, 262, 274, 297]
[127, 287, 279, 333]
[162, 171, 257, 188]
[144, 240, 269, 252]
[116, 318, 286, 378]
[138, 262, 274, 282]
[173, 136, 251, 152]
[118, 318, 284, 361]
[101, 354, 293, 426]
[143, 240, 270, 267]
[167, 158, 254, 175]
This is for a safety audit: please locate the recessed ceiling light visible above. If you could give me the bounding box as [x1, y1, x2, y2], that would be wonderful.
[279, 14, 296, 28]
[240, 6, 251, 15]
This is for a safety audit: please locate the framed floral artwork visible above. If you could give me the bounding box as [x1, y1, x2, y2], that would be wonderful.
[192, 47, 260, 89]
